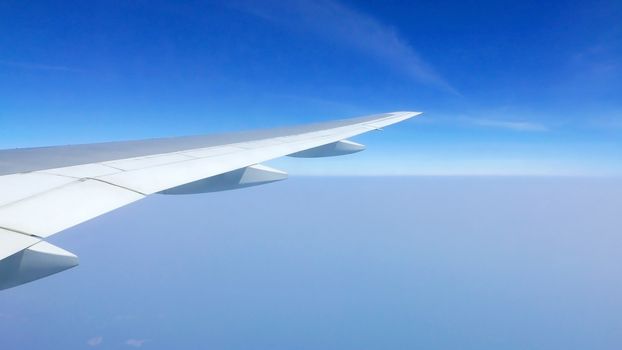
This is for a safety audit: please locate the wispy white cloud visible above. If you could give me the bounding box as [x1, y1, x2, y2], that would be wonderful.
[569, 44, 620, 80]
[591, 115, 622, 130]
[86, 336, 103, 347]
[0, 60, 83, 72]
[125, 338, 149, 347]
[266, 92, 367, 114]
[465, 118, 548, 131]
[232, 0, 456, 94]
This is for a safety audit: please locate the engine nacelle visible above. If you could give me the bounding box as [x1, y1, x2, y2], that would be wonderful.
[158, 164, 287, 195]
[288, 140, 365, 158]
[0, 241, 78, 290]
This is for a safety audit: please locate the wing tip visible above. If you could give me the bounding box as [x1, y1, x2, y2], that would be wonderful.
[390, 111, 423, 118]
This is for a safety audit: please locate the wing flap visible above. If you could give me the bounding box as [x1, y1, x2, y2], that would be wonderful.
[0, 173, 76, 207]
[0, 179, 144, 238]
[41, 163, 121, 178]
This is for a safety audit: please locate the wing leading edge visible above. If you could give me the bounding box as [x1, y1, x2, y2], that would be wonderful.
[0, 111, 421, 289]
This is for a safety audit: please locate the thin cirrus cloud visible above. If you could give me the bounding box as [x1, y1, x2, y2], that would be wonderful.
[125, 339, 149, 347]
[0, 60, 83, 73]
[592, 115, 622, 130]
[465, 117, 548, 131]
[232, 0, 457, 94]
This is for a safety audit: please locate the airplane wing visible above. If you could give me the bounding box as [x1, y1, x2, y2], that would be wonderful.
[0, 111, 420, 289]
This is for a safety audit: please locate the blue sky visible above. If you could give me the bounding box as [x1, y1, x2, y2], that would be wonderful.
[0, 0, 620, 175]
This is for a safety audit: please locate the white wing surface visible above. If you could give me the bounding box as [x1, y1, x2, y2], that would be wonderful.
[0, 111, 420, 289]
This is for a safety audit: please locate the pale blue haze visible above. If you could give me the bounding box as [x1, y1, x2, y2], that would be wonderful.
[1, 178, 622, 349]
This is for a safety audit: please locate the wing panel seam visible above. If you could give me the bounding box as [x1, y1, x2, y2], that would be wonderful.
[0, 225, 43, 239]
[87, 178, 148, 196]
